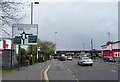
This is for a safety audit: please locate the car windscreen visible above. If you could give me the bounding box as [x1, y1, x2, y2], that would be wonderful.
[82, 58, 91, 60]
[109, 58, 114, 59]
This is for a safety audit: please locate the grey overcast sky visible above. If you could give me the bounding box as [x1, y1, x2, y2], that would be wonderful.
[5, 0, 119, 50]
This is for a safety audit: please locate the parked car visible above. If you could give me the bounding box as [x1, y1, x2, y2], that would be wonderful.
[103, 56, 116, 62]
[59, 56, 66, 61]
[54, 56, 59, 59]
[77, 57, 93, 66]
[67, 56, 72, 60]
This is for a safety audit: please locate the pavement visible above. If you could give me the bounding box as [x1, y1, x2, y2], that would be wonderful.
[2, 60, 52, 80]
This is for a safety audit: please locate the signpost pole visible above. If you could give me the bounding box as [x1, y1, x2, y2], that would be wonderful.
[18, 45, 21, 71]
[12, 24, 38, 70]
[10, 44, 13, 69]
[37, 46, 40, 62]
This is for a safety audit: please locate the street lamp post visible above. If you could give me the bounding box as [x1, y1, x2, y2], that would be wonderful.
[30, 2, 39, 54]
[55, 32, 57, 55]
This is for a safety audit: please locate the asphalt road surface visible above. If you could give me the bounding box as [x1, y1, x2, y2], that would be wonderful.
[48, 58, 118, 80]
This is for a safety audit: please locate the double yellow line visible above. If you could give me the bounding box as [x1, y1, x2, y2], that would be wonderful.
[43, 64, 51, 82]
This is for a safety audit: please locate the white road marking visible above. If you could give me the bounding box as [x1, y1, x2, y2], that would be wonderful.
[111, 70, 117, 72]
[76, 79, 79, 82]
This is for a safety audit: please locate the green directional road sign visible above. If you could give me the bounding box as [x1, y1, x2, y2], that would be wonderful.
[28, 35, 37, 43]
[13, 38, 21, 44]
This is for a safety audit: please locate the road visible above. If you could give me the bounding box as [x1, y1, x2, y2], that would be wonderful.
[48, 58, 119, 80]
[2, 58, 119, 81]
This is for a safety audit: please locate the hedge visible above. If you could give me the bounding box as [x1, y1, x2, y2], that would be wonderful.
[21, 55, 37, 66]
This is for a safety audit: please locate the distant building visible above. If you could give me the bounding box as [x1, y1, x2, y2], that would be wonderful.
[0, 39, 18, 69]
[101, 41, 120, 57]
[0, 40, 11, 49]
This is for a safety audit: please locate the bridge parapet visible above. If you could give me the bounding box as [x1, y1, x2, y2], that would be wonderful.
[57, 50, 102, 54]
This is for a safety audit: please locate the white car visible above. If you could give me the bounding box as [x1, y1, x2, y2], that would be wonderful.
[67, 56, 72, 60]
[77, 57, 93, 66]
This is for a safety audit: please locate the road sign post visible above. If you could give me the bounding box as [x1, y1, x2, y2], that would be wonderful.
[18, 45, 21, 71]
[37, 46, 40, 62]
[12, 24, 38, 71]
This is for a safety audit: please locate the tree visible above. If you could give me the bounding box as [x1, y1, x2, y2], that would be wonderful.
[20, 48, 26, 55]
[0, 0, 26, 26]
[45, 49, 54, 55]
[27, 39, 55, 55]
[39, 40, 55, 51]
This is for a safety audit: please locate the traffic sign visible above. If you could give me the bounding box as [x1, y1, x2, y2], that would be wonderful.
[28, 35, 37, 43]
[12, 24, 38, 45]
[12, 38, 21, 44]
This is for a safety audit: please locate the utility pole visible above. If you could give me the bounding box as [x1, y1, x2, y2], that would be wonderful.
[91, 38, 93, 50]
[91, 38, 93, 59]
[55, 32, 57, 55]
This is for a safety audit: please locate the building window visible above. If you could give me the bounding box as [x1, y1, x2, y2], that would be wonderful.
[6, 44, 8, 48]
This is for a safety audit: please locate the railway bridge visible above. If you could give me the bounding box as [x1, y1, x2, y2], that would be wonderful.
[56, 49, 102, 57]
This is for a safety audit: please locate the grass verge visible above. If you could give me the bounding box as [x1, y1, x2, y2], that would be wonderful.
[0, 69, 13, 74]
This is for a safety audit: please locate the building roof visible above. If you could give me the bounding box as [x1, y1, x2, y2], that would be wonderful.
[101, 41, 120, 47]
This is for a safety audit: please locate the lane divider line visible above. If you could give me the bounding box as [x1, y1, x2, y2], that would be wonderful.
[67, 67, 80, 82]
[111, 70, 117, 72]
[44, 64, 51, 82]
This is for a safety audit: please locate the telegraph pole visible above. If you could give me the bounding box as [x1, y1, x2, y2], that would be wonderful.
[91, 38, 93, 58]
[55, 32, 57, 55]
[91, 38, 93, 50]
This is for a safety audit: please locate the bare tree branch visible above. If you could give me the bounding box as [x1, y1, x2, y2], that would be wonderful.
[0, 0, 26, 26]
